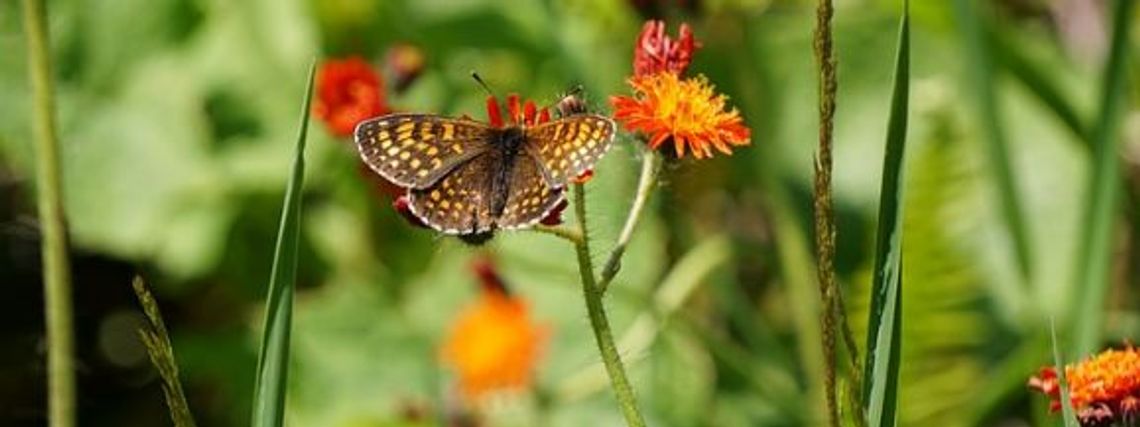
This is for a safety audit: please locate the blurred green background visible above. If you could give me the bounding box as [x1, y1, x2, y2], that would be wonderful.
[0, 0, 1134, 426]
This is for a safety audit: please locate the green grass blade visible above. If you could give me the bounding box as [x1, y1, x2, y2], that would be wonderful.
[986, 27, 1088, 145]
[1050, 320, 1077, 427]
[251, 62, 316, 427]
[861, 2, 909, 425]
[132, 277, 197, 427]
[1070, 0, 1135, 357]
[953, 0, 1033, 281]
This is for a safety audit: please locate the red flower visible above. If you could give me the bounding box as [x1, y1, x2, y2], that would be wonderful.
[393, 196, 429, 229]
[485, 93, 551, 128]
[539, 198, 568, 226]
[314, 57, 390, 137]
[633, 20, 700, 77]
[1029, 346, 1140, 426]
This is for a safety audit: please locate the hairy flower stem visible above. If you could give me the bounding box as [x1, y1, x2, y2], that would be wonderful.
[22, 1, 76, 426]
[534, 224, 583, 245]
[572, 183, 647, 427]
[599, 150, 661, 294]
[812, 0, 844, 425]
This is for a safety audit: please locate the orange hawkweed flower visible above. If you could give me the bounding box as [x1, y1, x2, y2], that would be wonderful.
[313, 57, 390, 137]
[1029, 346, 1140, 426]
[611, 72, 751, 158]
[440, 259, 548, 399]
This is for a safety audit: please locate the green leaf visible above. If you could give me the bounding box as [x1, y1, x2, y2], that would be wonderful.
[953, 0, 1033, 281]
[251, 61, 315, 427]
[1069, 0, 1135, 357]
[861, 2, 909, 425]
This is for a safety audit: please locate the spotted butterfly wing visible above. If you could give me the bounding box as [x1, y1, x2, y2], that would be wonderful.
[406, 132, 565, 233]
[407, 152, 497, 234]
[524, 115, 616, 188]
[355, 114, 492, 189]
[496, 155, 565, 230]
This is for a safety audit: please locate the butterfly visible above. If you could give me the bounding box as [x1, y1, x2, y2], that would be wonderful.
[354, 96, 615, 236]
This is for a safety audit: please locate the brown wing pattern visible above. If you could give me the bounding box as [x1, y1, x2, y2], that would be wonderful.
[524, 115, 616, 187]
[497, 157, 565, 230]
[355, 113, 492, 189]
[407, 153, 496, 234]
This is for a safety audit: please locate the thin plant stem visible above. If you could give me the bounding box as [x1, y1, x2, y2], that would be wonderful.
[533, 224, 583, 245]
[22, 1, 75, 426]
[599, 150, 661, 294]
[572, 183, 647, 427]
[812, 0, 842, 424]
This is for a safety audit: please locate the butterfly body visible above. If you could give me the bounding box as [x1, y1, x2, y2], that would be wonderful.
[488, 126, 527, 218]
[355, 111, 615, 235]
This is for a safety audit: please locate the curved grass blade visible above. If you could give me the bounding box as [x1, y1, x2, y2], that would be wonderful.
[1070, 0, 1135, 357]
[132, 277, 197, 427]
[251, 62, 315, 427]
[986, 27, 1088, 145]
[861, 1, 909, 425]
[953, 0, 1033, 281]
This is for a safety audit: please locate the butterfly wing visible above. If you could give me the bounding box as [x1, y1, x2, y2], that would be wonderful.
[524, 114, 616, 188]
[407, 152, 497, 234]
[496, 156, 565, 230]
[355, 114, 493, 189]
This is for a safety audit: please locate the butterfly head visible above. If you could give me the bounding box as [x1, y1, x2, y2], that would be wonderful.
[554, 85, 589, 117]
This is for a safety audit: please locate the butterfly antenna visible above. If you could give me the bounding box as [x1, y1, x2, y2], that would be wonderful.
[470, 71, 496, 97]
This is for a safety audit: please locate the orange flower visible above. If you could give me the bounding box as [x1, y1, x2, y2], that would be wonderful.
[1029, 346, 1140, 425]
[313, 57, 390, 137]
[611, 72, 751, 158]
[441, 260, 547, 399]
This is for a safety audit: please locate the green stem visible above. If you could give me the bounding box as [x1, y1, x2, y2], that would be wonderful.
[22, 1, 75, 426]
[533, 224, 583, 245]
[572, 183, 646, 427]
[599, 150, 661, 294]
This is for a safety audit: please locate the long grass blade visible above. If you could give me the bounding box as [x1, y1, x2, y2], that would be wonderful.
[953, 0, 1033, 281]
[132, 277, 197, 427]
[21, 1, 76, 426]
[1050, 320, 1078, 427]
[1070, 0, 1135, 357]
[861, 1, 909, 425]
[986, 27, 1088, 144]
[251, 62, 316, 427]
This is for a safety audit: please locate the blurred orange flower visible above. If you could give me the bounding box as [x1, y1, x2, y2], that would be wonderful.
[611, 72, 750, 158]
[1029, 346, 1140, 425]
[440, 260, 547, 399]
[313, 57, 390, 137]
[384, 43, 426, 93]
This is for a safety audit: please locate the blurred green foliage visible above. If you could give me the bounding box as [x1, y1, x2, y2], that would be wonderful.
[1, 0, 1133, 426]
